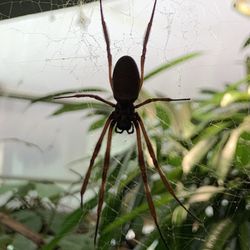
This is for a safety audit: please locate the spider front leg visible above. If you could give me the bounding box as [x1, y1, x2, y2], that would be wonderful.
[135, 97, 190, 109]
[100, 0, 113, 88]
[136, 114, 201, 223]
[54, 94, 115, 107]
[134, 120, 169, 249]
[140, 0, 157, 87]
[94, 120, 116, 245]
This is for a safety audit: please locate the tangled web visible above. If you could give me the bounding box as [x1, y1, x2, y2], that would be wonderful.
[0, 0, 84, 20]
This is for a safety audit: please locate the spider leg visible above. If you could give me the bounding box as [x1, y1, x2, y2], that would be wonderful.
[134, 120, 169, 249]
[94, 120, 116, 245]
[100, 0, 113, 88]
[140, 0, 157, 87]
[136, 114, 202, 223]
[135, 97, 190, 109]
[54, 94, 115, 107]
[80, 114, 114, 207]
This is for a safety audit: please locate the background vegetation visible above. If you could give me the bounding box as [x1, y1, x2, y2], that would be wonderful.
[0, 49, 249, 250]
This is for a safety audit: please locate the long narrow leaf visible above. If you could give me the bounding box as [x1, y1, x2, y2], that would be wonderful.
[202, 219, 236, 250]
[144, 52, 202, 81]
[42, 197, 97, 250]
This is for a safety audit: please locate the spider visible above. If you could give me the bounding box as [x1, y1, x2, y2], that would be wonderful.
[55, 0, 200, 247]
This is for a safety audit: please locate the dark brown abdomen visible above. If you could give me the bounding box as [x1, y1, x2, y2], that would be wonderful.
[112, 56, 140, 104]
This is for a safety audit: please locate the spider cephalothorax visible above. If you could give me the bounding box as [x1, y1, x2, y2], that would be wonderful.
[55, 0, 200, 247]
[113, 102, 136, 134]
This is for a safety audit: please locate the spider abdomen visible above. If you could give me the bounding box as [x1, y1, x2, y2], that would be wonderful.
[112, 56, 140, 103]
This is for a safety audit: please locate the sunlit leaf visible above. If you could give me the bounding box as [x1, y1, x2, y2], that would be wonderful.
[234, 0, 250, 16]
[172, 205, 188, 225]
[216, 116, 250, 181]
[182, 138, 217, 174]
[208, 133, 229, 170]
[220, 91, 250, 107]
[189, 186, 224, 203]
[235, 132, 250, 168]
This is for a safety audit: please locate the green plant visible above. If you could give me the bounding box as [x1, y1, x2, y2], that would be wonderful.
[0, 52, 249, 250]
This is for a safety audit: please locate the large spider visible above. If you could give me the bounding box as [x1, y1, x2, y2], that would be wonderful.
[56, 0, 200, 247]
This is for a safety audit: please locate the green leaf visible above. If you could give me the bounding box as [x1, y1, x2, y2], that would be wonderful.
[52, 102, 112, 116]
[194, 121, 231, 142]
[16, 183, 35, 197]
[0, 184, 21, 195]
[144, 52, 202, 81]
[208, 133, 229, 170]
[13, 210, 42, 233]
[235, 132, 250, 168]
[238, 221, 250, 250]
[59, 234, 94, 250]
[0, 235, 12, 250]
[102, 194, 173, 235]
[216, 116, 250, 181]
[156, 104, 171, 130]
[88, 117, 106, 131]
[200, 89, 218, 95]
[42, 197, 97, 250]
[202, 219, 236, 250]
[182, 137, 217, 174]
[220, 91, 250, 107]
[188, 186, 224, 204]
[171, 205, 188, 225]
[12, 234, 37, 250]
[98, 152, 139, 248]
[97, 193, 124, 250]
[42, 209, 83, 250]
[46, 212, 68, 234]
[34, 183, 63, 198]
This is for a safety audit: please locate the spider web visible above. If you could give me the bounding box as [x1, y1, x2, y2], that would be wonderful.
[0, 0, 83, 20]
[0, 0, 249, 249]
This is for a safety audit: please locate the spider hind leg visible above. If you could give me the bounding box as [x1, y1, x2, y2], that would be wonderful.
[94, 120, 116, 245]
[80, 114, 113, 207]
[136, 114, 202, 223]
[134, 119, 169, 249]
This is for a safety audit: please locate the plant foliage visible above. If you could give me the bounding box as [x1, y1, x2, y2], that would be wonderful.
[0, 54, 249, 250]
